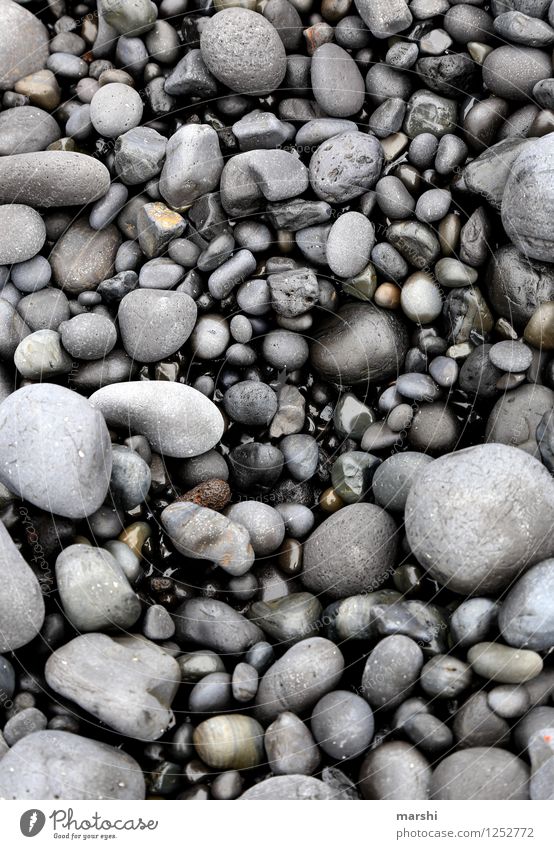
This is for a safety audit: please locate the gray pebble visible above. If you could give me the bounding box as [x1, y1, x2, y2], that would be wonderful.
[0, 0, 49, 91]
[10, 255, 51, 294]
[262, 329, 309, 371]
[488, 685, 531, 719]
[255, 637, 344, 724]
[0, 105, 60, 155]
[275, 502, 314, 537]
[405, 443, 554, 593]
[498, 560, 554, 650]
[89, 184, 129, 231]
[159, 124, 223, 211]
[232, 662, 258, 703]
[415, 188, 451, 223]
[0, 384, 111, 519]
[0, 152, 110, 207]
[303, 503, 398, 599]
[0, 730, 145, 800]
[50, 218, 121, 295]
[468, 641, 543, 684]
[359, 742, 431, 800]
[362, 635, 423, 709]
[174, 598, 263, 654]
[311, 690, 374, 760]
[190, 314, 230, 359]
[223, 381, 278, 426]
[109, 444, 151, 510]
[372, 452, 433, 512]
[225, 501, 285, 555]
[0, 521, 44, 653]
[397, 372, 441, 402]
[162, 502, 254, 576]
[326, 212, 375, 278]
[268, 267, 319, 318]
[14, 329, 72, 379]
[118, 288, 196, 363]
[0, 204, 45, 265]
[311, 43, 365, 117]
[89, 381, 224, 458]
[60, 313, 117, 360]
[431, 748, 529, 800]
[265, 711, 320, 775]
[486, 384, 554, 457]
[420, 654, 472, 698]
[375, 176, 415, 220]
[483, 46, 551, 100]
[200, 8, 286, 95]
[189, 672, 231, 713]
[450, 598, 499, 649]
[46, 633, 180, 741]
[309, 132, 384, 204]
[239, 775, 338, 800]
[56, 544, 141, 632]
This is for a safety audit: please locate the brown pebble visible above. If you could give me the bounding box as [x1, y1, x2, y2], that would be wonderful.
[321, 0, 353, 23]
[438, 213, 461, 257]
[319, 487, 344, 513]
[15, 70, 61, 111]
[524, 302, 554, 350]
[119, 521, 151, 559]
[277, 538, 303, 575]
[374, 282, 401, 309]
[177, 479, 231, 511]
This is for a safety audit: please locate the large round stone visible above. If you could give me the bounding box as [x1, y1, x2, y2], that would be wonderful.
[405, 443, 554, 594]
[0, 0, 49, 91]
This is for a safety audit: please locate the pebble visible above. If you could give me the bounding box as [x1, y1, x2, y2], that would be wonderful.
[89, 381, 224, 458]
[265, 712, 321, 775]
[405, 444, 554, 593]
[60, 313, 117, 360]
[311, 691, 374, 760]
[46, 633, 180, 740]
[50, 218, 120, 294]
[498, 560, 554, 651]
[326, 212, 375, 278]
[0, 0, 49, 91]
[431, 749, 529, 800]
[56, 544, 141, 632]
[239, 775, 338, 800]
[143, 604, 175, 641]
[0, 105, 60, 155]
[309, 132, 384, 204]
[303, 503, 398, 599]
[0, 730, 145, 800]
[362, 635, 424, 709]
[0, 521, 45, 653]
[159, 124, 223, 210]
[194, 715, 264, 770]
[311, 43, 365, 117]
[311, 303, 408, 385]
[372, 452, 433, 513]
[486, 384, 554, 457]
[109, 445, 151, 510]
[226, 501, 285, 555]
[359, 742, 431, 800]
[255, 637, 344, 724]
[330, 451, 380, 504]
[162, 501, 255, 576]
[468, 642, 543, 684]
[174, 598, 263, 654]
[0, 204, 45, 265]
[0, 152, 110, 207]
[488, 686, 531, 719]
[223, 381, 278, 426]
[200, 9, 286, 95]
[118, 289, 196, 363]
[450, 598, 498, 649]
[14, 329, 72, 379]
[249, 593, 322, 646]
[0, 384, 112, 519]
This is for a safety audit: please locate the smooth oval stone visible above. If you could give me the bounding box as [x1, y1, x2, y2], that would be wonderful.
[265, 711, 321, 776]
[468, 642, 543, 684]
[362, 635, 424, 709]
[309, 132, 384, 204]
[431, 749, 529, 800]
[0, 521, 45, 653]
[90, 82, 144, 138]
[372, 452, 433, 513]
[189, 670, 233, 713]
[0, 105, 60, 155]
[45, 634, 181, 741]
[0, 730, 145, 800]
[174, 598, 263, 653]
[118, 289, 197, 363]
[302, 503, 398, 599]
[486, 384, 554, 457]
[502, 134, 554, 262]
[420, 655, 472, 698]
[453, 692, 507, 746]
[310, 302, 408, 385]
[50, 218, 121, 294]
[488, 685, 530, 719]
[239, 775, 338, 800]
[499, 560, 554, 650]
[162, 501, 255, 576]
[359, 742, 431, 800]
[56, 544, 141, 632]
[405, 444, 554, 594]
[200, 8, 286, 95]
[0, 0, 49, 91]
[223, 381, 278, 426]
[194, 715, 265, 770]
[255, 637, 345, 724]
[0, 384, 112, 519]
[483, 46, 551, 100]
[89, 381, 224, 458]
[0, 152, 110, 207]
[311, 43, 365, 118]
[226, 501, 285, 555]
[311, 690, 374, 760]
[326, 212, 375, 278]
[0, 204, 45, 265]
[450, 598, 499, 649]
[14, 329, 72, 380]
[59, 313, 117, 361]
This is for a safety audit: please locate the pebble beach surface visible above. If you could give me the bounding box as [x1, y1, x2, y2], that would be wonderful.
[0, 0, 553, 804]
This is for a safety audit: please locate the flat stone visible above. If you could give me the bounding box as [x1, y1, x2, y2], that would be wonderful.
[0, 152, 110, 207]
[118, 289, 196, 362]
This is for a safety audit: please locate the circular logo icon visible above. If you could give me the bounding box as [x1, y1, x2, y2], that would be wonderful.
[20, 810, 46, 837]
